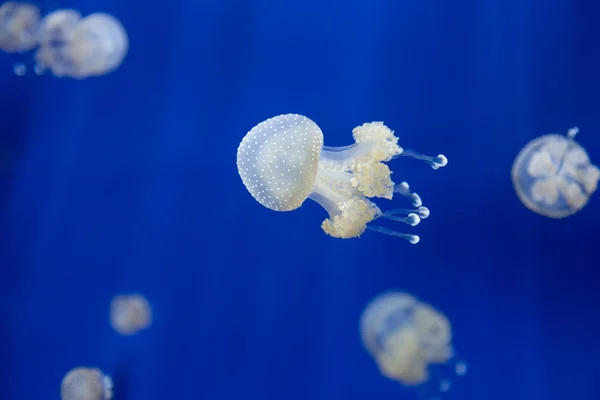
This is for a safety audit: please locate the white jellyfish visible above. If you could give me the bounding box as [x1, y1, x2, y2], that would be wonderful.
[236, 114, 446, 243]
[61, 366, 113, 400]
[109, 293, 152, 335]
[34, 9, 128, 78]
[512, 127, 600, 218]
[0, 1, 40, 53]
[360, 291, 466, 399]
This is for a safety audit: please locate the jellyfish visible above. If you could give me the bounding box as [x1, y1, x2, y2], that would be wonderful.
[34, 9, 128, 78]
[360, 291, 466, 399]
[236, 114, 446, 242]
[512, 127, 600, 218]
[109, 293, 152, 335]
[61, 366, 113, 400]
[0, 1, 40, 53]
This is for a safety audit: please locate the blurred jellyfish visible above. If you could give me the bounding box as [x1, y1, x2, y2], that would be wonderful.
[61, 366, 113, 400]
[512, 127, 600, 218]
[34, 9, 128, 78]
[0, 1, 40, 53]
[236, 114, 446, 243]
[110, 293, 152, 335]
[360, 291, 466, 399]
[12, 60, 25, 75]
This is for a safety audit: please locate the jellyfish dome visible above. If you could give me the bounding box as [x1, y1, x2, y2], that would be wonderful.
[34, 9, 128, 78]
[61, 366, 113, 400]
[512, 127, 600, 218]
[109, 293, 152, 335]
[236, 114, 447, 242]
[0, 1, 40, 53]
[359, 291, 454, 386]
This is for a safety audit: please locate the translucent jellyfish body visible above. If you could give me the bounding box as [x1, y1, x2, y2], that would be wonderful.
[34, 9, 128, 78]
[61, 366, 113, 400]
[360, 291, 466, 399]
[236, 114, 447, 242]
[512, 127, 600, 218]
[110, 293, 152, 335]
[0, 2, 40, 53]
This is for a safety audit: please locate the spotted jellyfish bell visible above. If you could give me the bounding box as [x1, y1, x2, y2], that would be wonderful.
[236, 114, 446, 242]
[512, 126, 600, 218]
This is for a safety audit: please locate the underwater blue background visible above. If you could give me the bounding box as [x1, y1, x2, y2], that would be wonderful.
[1, 0, 599, 399]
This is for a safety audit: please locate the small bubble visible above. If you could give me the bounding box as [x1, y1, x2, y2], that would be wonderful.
[439, 379, 451, 392]
[13, 63, 27, 76]
[34, 64, 46, 75]
[455, 361, 467, 376]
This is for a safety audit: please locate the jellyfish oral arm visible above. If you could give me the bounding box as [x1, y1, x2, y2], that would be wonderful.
[310, 141, 442, 242]
[321, 143, 379, 165]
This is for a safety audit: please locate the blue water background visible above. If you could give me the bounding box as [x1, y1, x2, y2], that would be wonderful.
[1, 1, 599, 400]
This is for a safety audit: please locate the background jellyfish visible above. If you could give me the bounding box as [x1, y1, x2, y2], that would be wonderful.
[0, 2, 128, 78]
[512, 127, 600, 218]
[0, 1, 40, 53]
[360, 291, 466, 399]
[236, 114, 446, 243]
[61, 366, 113, 400]
[109, 293, 152, 335]
[34, 9, 129, 79]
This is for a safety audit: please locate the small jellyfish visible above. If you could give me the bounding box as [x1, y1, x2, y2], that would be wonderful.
[61, 366, 113, 400]
[236, 114, 447, 243]
[512, 127, 600, 218]
[34, 9, 128, 78]
[109, 293, 152, 335]
[0, 1, 40, 53]
[360, 291, 465, 399]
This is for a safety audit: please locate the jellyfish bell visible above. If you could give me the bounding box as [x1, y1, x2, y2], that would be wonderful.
[61, 366, 113, 400]
[109, 293, 152, 335]
[236, 114, 447, 243]
[34, 9, 128, 79]
[34, 9, 82, 77]
[237, 114, 324, 212]
[68, 13, 129, 78]
[512, 127, 600, 218]
[0, 1, 41, 53]
[360, 291, 466, 400]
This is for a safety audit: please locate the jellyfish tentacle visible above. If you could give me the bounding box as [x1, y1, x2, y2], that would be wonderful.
[378, 212, 421, 226]
[395, 148, 448, 170]
[366, 225, 420, 244]
[393, 182, 422, 207]
[567, 126, 579, 139]
[384, 206, 430, 219]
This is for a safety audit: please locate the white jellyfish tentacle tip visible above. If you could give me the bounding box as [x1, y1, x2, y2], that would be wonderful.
[567, 126, 579, 139]
[436, 154, 448, 168]
[394, 181, 422, 207]
[102, 375, 114, 400]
